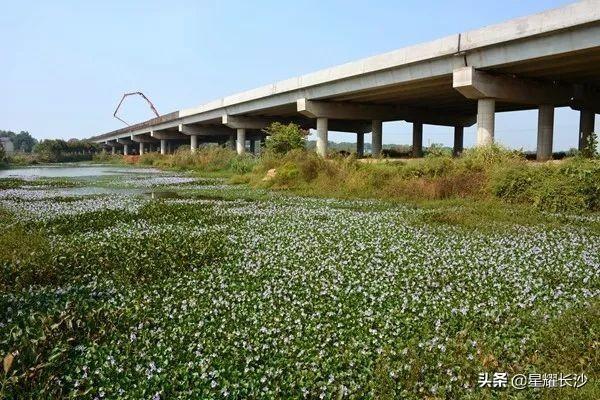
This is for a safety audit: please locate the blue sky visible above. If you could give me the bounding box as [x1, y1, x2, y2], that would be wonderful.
[1, 0, 595, 150]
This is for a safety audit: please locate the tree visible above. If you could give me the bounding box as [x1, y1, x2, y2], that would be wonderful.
[34, 139, 68, 162]
[0, 142, 6, 165]
[0, 130, 38, 153]
[263, 122, 308, 155]
[13, 131, 37, 152]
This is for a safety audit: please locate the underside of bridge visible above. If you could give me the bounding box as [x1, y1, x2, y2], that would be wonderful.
[91, 1, 600, 161]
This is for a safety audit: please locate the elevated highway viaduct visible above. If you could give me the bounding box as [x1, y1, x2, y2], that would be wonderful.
[91, 0, 600, 161]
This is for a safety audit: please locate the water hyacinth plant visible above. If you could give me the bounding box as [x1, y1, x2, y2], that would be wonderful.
[0, 168, 598, 399]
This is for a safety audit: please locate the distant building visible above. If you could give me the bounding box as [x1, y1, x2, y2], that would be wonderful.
[0, 137, 14, 154]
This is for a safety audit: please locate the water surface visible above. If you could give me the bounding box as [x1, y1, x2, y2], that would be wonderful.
[0, 164, 161, 178]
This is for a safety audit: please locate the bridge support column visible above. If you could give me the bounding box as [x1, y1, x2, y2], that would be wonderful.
[453, 126, 464, 157]
[537, 105, 554, 161]
[190, 135, 198, 153]
[227, 134, 235, 150]
[160, 139, 167, 155]
[476, 98, 495, 147]
[371, 120, 382, 157]
[123, 144, 129, 156]
[579, 109, 595, 152]
[139, 142, 144, 155]
[249, 139, 256, 154]
[356, 132, 364, 157]
[316, 117, 328, 157]
[254, 138, 262, 155]
[236, 128, 246, 155]
[412, 122, 423, 157]
[111, 146, 116, 155]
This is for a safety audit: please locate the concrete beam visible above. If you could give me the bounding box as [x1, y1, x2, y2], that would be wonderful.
[222, 115, 272, 130]
[131, 134, 158, 143]
[453, 66, 572, 105]
[150, 130, 187, 140]
[571, 85, 600, 114]
[297, 98, 475, 127]
[178, 123, 235, 136]
[297, 118, 371, 134]
[297, 98, 398, 121]
[116, 138, 134, 145]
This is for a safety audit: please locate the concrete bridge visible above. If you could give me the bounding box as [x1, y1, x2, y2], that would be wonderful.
[91, 0, 600, 161]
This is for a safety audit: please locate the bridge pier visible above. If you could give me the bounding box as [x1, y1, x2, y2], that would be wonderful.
[111, 146, 116, 155]
[476, 98, 495, 147]
[412, 122, 423, 157]
[160, 139, 166, 155]
[371, 120, 382, 157]
[316, 117, 328, 157]
[254, 138, 263, 155]
[190, 135, 198, 153]
[537, 105, 554, 161]
[579, 109, 595, 152]
[227, 134, 235, 151]
[236, 128, 246, 155]
[356, 132, 364, 157]
[453, 126, 464, 157]
[123, 144, 129, 156]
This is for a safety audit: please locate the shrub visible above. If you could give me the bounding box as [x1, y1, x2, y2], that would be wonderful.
[137, 151, 163, 166]
[263, 122, 308, 155]
[580, 131, 599, 158]
[243, 146, 600, 212]
[228, 154, 257, 174]
[460, 145, 524, 172]
[490, 159, 600, 212]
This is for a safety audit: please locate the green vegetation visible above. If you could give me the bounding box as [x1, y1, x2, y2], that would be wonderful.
[240, 145, 600, 213]
[0, 169, 598, 399]
[0, 130, 37, 153]
[0, 130, 102, 166]
[32, 139, 102, 163]
[128, 146, 258, 177]
[263, 122, 308, 154]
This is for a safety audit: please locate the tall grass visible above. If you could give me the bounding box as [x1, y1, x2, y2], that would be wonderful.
[136, 146, 258, 175]
[241, 146, 600, 212]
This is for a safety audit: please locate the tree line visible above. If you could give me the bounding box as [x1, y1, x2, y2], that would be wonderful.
[0, 130, 103, 163]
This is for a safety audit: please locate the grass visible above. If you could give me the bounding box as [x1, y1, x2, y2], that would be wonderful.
[119, 146, 259, 178]
[239, 146, 600, 213]
[89, 145, 600, 214]
[0, 168, 598, 399]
